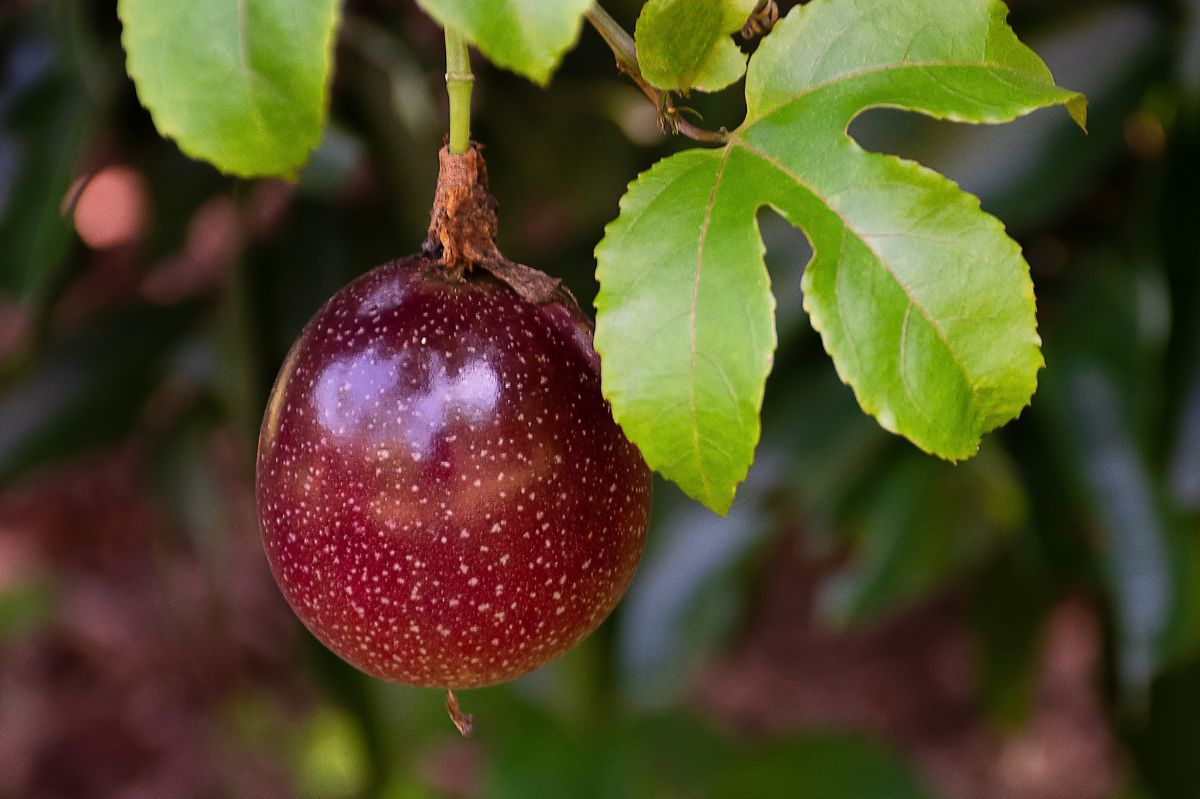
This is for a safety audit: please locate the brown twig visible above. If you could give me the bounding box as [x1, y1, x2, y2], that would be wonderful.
[584, 5, 730, 146]
[445, 689, 474, 736]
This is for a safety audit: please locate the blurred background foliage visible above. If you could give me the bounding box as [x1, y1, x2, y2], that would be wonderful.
[1, 0, 1200, 796]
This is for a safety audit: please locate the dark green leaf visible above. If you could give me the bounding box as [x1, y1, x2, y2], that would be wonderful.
[1036, 260, 1187, 691]
[819, 445, 1026, 625]
[715, 736, 935, 799]
[0, 8, 105, 304]
[485, 704, 637, 799]
[0, 304, 200, 481]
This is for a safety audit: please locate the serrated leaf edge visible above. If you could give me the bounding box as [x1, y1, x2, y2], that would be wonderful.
[414, 0, 589, 86]
[746, 60, 1086, 131]
[116, 0, 339, 179]
[635, 0, 751, 94]
[744, 0, 1087, 131]
[761, 138, 1045, 459]
[594, 150, 775, 515]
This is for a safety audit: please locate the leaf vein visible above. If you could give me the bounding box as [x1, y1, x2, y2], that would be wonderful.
[734, 139, 976, 394]
[898, 302, 940, 433]
[747, 60, 1059, 127]
[688, 143, 735, 505]
[235, 0, 271, 149]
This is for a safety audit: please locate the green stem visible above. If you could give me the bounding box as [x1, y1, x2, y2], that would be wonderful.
[444, 27, 473, 154]
[584, 5, 729, 145]
[585, 5, 639, 76]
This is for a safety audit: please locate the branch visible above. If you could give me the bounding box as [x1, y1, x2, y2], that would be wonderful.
[584, 5, 730, 146]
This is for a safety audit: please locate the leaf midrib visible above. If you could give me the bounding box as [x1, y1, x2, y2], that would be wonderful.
[745, 58, 1053, 128]
[729, 136, 978, 402]
[235, 0, 272, 150]
[688, 145, 735, 507]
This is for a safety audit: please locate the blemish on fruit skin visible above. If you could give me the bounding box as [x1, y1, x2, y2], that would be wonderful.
[257, 258, 651, 689]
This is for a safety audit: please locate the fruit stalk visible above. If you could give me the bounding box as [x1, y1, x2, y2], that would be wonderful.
[444, 27, 473, 155]
[445, 690, 474, 737]
[424, 145, 498, 276]
[423, 145, 572, 311]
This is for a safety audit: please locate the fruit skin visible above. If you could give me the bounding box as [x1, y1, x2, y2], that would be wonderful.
[256, 256, 651, 689]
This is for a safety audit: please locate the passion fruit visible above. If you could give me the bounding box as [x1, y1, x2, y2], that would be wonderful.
[256, 147, 651, 705]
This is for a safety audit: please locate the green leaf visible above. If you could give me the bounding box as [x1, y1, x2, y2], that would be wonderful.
[635, 0, 757, 93]
[0, 303, 200, 482]
[0, 579, 56, 644]
[595, 0, 1084, 513]
[415, 0, 591, 86]
[295, 707, 370, 799]
[1, 1, 112, 305]
[716, 736, 935, 799]
[819, 445, 1025, 626]
[117, 0, 339, 178]
[595, 149, 776, 514]
[1035, 260, 1185, 691]
[0, 61, 94, 303]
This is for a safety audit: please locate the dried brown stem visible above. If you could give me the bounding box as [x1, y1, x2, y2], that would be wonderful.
[423, 145, 582, 313]
[445, 689, 474, 737]
[424, 145, 499, 278]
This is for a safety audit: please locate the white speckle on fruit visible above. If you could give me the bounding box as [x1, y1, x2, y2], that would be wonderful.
[256, 257, 651, 689]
